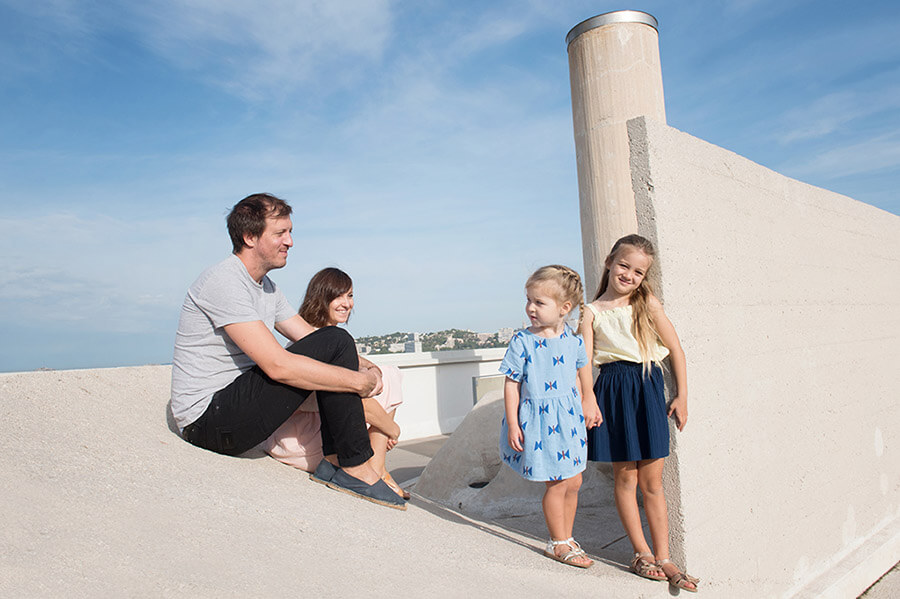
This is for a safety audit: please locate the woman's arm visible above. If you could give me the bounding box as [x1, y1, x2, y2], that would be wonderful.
[649, 295, 688, 431]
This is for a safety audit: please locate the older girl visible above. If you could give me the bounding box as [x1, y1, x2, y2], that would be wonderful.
[581, 234, 698, 592]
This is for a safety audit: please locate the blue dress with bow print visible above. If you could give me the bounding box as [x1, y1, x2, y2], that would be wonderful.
[499, 326, 588, 481]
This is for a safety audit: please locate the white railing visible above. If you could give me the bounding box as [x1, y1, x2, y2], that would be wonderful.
[368, 348, 506, 440]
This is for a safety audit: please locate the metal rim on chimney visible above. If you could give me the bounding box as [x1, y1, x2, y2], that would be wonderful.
[566, 10, 658, 47]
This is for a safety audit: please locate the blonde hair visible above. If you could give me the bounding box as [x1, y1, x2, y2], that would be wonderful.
[525, 265, 585, 330]
[593, 234, 659, 374]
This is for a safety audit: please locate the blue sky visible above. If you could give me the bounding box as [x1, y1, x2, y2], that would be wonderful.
[1, 0, 898, 372]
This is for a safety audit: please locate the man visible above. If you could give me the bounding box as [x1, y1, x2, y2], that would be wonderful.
[171, 193, 405, 510]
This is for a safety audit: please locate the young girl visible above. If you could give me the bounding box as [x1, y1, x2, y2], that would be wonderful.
[580, 234, 699, 592]
[499, 265, 603, 568]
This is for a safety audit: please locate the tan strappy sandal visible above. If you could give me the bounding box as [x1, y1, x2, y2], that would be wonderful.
[630, 552, 667, 581]
[657, 558, 700, 592]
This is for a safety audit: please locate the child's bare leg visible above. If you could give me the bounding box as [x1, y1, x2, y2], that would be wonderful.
[543, 478, 591, 566]
[636, 458, 667, 557]
[543, 480, 568, 541]
[563, 472, 582, 537]
[613, 461, 664, 576]
[637, 458, 693, 588]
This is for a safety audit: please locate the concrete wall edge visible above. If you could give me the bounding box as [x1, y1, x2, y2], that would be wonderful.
[790, 516, 900, 598]
[627, 113, 688, 566]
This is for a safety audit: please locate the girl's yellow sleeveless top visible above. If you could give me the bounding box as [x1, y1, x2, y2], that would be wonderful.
[587, 303, 669, 366]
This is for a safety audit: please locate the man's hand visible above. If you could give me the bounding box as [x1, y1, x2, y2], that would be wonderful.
[360, 366, 383, 398]
[359, 355, 383, 378]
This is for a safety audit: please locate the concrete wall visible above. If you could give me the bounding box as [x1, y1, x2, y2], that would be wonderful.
[369, 348, 505, 440]
[3, 348, 504, 448]
[628, 116, 900, 597]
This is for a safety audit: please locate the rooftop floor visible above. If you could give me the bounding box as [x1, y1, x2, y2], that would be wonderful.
[2, 365, 895, 597]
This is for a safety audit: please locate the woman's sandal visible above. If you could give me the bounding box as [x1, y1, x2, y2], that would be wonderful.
[381, 473, 411, 500]
[631, 552, 667, 581]
[543, 538, 593, 569]
[657, 558, 700, 592]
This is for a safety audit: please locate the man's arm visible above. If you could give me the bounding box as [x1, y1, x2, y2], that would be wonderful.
[276, 316, 384, 394]
[274, 314, 316, 343]
[223, 320, 378, 396]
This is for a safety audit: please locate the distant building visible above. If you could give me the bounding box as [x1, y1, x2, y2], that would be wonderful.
[388, 337, 422, 353]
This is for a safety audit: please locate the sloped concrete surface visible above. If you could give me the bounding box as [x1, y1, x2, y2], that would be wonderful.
[415, 391, 633, 555]
[860, 563, 900, 598]
[2, 366, 673, 598]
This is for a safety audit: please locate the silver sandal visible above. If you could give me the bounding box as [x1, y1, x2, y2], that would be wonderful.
[543, 538, 593, 568]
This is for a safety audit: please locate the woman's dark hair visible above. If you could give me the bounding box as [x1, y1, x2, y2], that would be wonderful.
[227, 193, 292, 253]
[299, 267, 353, 327]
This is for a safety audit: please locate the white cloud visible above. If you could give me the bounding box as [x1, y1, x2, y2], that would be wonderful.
[783, 131, 900, 180]
[0, 0, 394, 100]
[777, 86, 900, 144]
[128, 0, 394, 101]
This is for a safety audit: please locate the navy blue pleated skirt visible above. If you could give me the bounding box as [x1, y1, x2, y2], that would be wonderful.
[587, 360, 669, 462]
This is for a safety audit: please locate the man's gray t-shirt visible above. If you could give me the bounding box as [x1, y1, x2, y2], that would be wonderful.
[170, 254, 295, 430]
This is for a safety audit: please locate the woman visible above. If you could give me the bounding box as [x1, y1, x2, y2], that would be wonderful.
[264, 268, 409, 499]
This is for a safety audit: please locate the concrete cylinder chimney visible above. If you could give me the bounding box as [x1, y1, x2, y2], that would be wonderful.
[567, 11, 666, 296]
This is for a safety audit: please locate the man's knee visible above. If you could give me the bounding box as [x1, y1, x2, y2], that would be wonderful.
[287, 326, 358, 369]
[316, 325, 354, 346]
[287, 325, 354, 352]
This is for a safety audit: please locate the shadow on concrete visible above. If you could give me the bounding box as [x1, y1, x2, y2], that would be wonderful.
[409, 491, 635, 576]
[388, 432, 650, 575]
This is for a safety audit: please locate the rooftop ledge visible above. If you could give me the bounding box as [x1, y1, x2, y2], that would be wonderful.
[1, 362, 675, 597]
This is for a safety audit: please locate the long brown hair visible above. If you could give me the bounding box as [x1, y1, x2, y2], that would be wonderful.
[299, 267, 353, 328]
[526, 265, 586, 331]
[593, 234, 659, 373]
